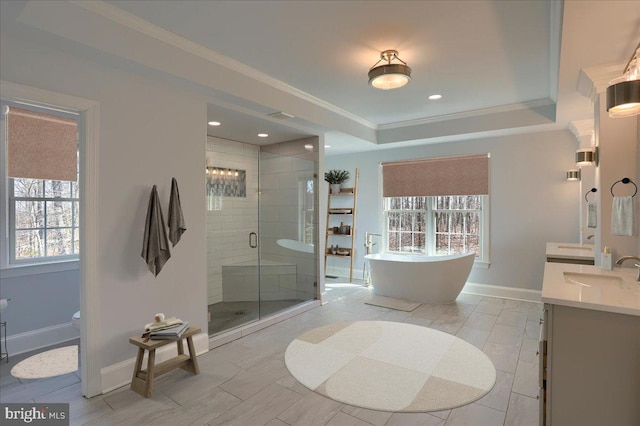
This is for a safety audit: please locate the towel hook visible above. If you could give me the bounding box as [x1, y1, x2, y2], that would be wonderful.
[610, 177, 637, 197]
[585, 187, 597, 203]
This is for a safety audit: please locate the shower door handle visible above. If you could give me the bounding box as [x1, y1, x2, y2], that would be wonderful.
[249, 232, 258, 248]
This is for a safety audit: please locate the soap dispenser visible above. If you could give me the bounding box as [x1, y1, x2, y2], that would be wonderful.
[601, 246, 612, 270]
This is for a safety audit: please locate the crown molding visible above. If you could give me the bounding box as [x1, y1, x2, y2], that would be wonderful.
[378, 99, 555, 131]
[577, 63, 623, 103]
[68, 0, 376, 130]
[568, 119, 594, 140]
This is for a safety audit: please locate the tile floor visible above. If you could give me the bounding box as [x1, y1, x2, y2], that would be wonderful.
[0, 279, 542, 425]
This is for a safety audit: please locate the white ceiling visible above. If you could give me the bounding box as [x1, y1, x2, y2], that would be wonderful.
[1, 1, 639, 153]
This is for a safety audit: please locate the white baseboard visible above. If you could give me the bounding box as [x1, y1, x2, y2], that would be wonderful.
[5, 322, 79, 356]
[326, 266, 365, 281]
[462, 282, 542, 303]
[100, 332, 209, 394]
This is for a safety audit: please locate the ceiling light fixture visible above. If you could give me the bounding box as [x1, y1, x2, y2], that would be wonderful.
[208, 121, 221, 126]
[368, 50, 412, 90]
[258, 133, 269, 138]
[606, 42, 640, 118]
[428, 94, 442, 100]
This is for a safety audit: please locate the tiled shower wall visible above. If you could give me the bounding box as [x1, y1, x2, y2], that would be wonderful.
[206, 136, 259, 305]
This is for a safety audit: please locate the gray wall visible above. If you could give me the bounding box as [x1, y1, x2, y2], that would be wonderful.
[0, 268, 79, 334]
[326, 130, 580, 291]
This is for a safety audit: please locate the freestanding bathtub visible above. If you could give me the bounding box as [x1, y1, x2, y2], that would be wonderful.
[364, 252, 475, 304]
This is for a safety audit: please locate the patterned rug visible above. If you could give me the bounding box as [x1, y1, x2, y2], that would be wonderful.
[11, 345, 78, 380]
[285, 321, 496, 412]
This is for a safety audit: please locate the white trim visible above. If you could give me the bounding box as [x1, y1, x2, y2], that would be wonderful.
[462, 282, 542, 303]
[377, 99, 555, 130]
[0, 81, 102, 398]
[68, 0, 376, 131]
[1, 260, 79, 278]
[5, 322, 79, 356]
[100, 332, 209, 394]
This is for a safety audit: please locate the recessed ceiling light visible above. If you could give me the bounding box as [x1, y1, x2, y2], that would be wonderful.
[428, 94, 442, 100]
[324, 145, 331, 148]
[258, 133, 269, 138]
[208, 121, 221, 126]
[304, 144, 314, 151]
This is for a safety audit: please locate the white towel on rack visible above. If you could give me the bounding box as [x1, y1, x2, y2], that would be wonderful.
[587, 201, 597, 228]
[611, 196, 633, 236]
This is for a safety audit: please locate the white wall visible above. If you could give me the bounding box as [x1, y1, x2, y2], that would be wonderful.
[326, 130, 580, 291]
[1, 33, 208, 369]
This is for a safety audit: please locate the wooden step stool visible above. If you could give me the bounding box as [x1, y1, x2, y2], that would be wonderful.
[129, 326, 201, 398]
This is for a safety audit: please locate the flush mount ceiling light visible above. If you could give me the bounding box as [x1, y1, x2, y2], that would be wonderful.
[208, 121, 221, 126]
[368, 50, 412, 90]
[606, 42, 640, 118]
[576, 147, 598, 166]
[258, 133, 269, 138]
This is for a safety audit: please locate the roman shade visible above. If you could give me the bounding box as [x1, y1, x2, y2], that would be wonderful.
[6, 106, 78, 182]
[382, 154, 489, 197]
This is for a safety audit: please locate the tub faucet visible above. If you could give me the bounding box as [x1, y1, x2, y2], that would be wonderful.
[615, 256, 640, 282]
[365, 232, 381, 255]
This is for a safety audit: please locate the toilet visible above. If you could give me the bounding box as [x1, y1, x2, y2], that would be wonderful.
[72, 311, 81, 331]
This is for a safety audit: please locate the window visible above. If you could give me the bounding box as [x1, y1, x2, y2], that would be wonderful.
[384, 195, 488, 262]
[1, 101, 79, 265]
[10, 178, 80, 262]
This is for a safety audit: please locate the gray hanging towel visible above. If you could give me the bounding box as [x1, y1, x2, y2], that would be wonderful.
[141, 185, 171, 276]
[168, 177, 186, 246]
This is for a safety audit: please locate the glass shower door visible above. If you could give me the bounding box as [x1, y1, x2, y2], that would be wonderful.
[258, 141, 318, 317]
[206, 140, 261, 335]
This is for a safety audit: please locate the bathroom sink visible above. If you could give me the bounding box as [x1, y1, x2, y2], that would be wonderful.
[557, 245, 593, 251]
[564, 272, 623, 287]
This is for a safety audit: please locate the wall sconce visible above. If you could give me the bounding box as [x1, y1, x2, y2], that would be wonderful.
[575, 147, 598, 166]
[606, 43, 640, 118]
[566, 170, 580, 181]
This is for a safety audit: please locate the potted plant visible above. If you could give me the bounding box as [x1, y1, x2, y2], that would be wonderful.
[324, 169, 350, 194]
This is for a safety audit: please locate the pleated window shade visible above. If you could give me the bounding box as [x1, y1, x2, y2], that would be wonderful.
[6, 106, 78, 182]
[382, 154, 489, 197]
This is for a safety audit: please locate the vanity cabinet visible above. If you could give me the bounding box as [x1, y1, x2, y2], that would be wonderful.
[539, 303, 640, 426]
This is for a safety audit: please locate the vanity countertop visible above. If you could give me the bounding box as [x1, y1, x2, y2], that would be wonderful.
[542, 262, 640, 316]
[545, 242, 595, 260]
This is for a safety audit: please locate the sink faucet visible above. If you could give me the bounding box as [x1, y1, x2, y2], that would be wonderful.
[615, 255, 640, 266]
[615, 256, 640, 282]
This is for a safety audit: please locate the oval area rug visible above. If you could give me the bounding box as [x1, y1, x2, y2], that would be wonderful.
[11, 345, 78, 380]
[285, 321, 496, 412]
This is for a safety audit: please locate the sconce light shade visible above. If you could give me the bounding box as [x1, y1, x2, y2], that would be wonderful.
[606, 44, 640, 118]
[606, 78, 640, 118]
[369, 50, 412, 90]
[566, 170, 580, 181]
[576, 147, 598, 166]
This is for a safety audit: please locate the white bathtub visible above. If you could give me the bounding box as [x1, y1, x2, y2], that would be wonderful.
[365, 252, 475, 304]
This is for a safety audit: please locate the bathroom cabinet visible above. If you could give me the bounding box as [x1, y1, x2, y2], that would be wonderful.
[539, 303, 640, 426]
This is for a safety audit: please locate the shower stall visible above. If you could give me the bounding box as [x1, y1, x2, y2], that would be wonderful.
[206, 136, 319, 336]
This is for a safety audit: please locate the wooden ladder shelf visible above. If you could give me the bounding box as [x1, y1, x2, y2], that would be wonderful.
[325, 168, 359, 282]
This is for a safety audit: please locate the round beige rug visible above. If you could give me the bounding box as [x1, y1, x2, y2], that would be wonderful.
[11, 345, 78, 380]
[285, 321, 496, 412]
